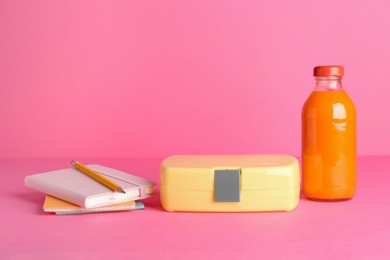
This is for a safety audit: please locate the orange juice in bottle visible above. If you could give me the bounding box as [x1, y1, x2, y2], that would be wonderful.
[302, 65, 356, 200]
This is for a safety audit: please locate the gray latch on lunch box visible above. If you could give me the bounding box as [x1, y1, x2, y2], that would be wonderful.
[214, 169, 241, 202]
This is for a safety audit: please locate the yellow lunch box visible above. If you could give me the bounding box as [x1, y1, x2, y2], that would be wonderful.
[160, 154, 300, 212]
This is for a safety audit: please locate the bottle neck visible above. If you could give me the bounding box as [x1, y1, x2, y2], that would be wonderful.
[314, 76, 343, 91]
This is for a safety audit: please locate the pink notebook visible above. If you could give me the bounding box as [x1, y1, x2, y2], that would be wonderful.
[24, 165, 155, 208]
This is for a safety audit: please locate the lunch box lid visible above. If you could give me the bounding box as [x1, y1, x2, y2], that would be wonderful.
[160, 154, 300, 191]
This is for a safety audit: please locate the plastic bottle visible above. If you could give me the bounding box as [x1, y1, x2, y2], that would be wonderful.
[302, 65, 356, 201]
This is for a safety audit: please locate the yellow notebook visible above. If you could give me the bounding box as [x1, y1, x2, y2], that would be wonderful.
[43, 195, 143, 215]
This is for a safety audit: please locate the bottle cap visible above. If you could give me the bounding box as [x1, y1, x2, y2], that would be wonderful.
[314, 65, 344, 77]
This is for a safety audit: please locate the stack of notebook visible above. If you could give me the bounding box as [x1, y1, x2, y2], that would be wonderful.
[24, 164, 155, 215]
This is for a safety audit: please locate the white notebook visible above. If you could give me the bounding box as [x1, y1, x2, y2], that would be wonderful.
[25, 164, 155, 208]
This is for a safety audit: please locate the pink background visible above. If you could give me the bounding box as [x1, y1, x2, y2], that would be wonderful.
[1, 0, 390, 158]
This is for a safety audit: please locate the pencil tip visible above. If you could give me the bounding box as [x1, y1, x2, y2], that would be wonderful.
[117, 187, 127, 194]
[71, 160, 76, 166]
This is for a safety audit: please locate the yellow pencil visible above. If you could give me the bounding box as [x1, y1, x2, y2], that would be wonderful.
[71, 160, 126, 194]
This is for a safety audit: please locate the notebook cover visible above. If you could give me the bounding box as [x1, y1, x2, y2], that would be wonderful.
[56, 201, 145, 215]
